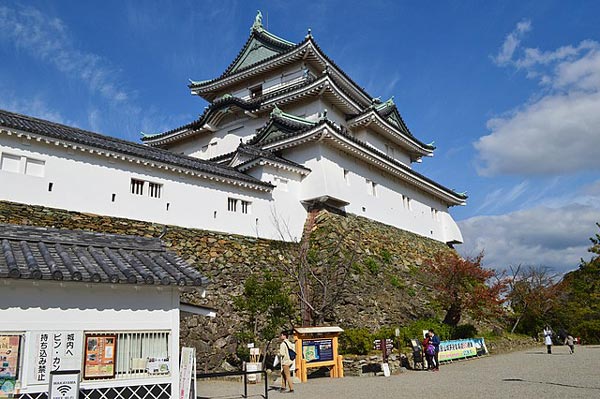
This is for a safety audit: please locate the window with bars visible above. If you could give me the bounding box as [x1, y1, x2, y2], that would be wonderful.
[87, 331, 170, 380]
[241, 200, 251, 214]
[131, 179, 162, 198]
[227, 198, 237, 212]
[131, 179, 144, 195]
[148, 182, 162, 198]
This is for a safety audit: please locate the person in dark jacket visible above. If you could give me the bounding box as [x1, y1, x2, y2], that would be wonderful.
[422, 332, 435, 370]
[429, 329, 440, 371]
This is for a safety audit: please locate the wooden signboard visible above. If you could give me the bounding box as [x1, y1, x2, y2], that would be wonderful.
[84, 335, 116, 379]
[293, 326, 344, 383]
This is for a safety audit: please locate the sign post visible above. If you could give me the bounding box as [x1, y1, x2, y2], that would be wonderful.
[179, 347, 196, 399]
[48, 370, 80, 399]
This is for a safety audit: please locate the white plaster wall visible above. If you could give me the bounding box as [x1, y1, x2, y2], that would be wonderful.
[0, 135, 302, 241]
[285, 142, 462, 243]
[353, 127, 411, 166]
[0, 279, 180, 394]
[245, 164, 307, 241]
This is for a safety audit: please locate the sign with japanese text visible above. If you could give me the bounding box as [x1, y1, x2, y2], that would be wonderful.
[0, 335, 21, 394]
[48, 370, 80, 399]
[302, 339, 333, 363]
[31, 331, 83, 385]
[83, 335, 116, 379]
[179, 347, 195, 399]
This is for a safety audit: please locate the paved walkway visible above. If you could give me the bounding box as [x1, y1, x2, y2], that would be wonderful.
[197, 345, 600, 399]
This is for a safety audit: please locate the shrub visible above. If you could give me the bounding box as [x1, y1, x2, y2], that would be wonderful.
[451, 324, 478, 339]
[380, 249, 393, 264]
[339, 328, 373, 355]
[365, 257, 380, 274]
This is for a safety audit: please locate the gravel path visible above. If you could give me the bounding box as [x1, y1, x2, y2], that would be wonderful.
[197, 345, 600, 399]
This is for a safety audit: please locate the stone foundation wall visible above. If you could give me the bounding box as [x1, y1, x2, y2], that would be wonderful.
[0, 200, 455, 371]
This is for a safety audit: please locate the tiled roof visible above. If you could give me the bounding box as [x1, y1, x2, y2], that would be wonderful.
[0, 224, 207, 286]
[146, 76, 320, 142]
[255, 119, 467, 202]
[235, 144, 311, 172]
[0, 109, 272, 189]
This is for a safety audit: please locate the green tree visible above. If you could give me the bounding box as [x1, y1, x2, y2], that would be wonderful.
[234, 272, 295, 343]
[554, 223, 600, 343]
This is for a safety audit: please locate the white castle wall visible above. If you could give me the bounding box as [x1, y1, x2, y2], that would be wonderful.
[0, 134, 303, 241]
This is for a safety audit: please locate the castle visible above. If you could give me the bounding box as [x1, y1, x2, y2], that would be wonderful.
[0, 12, 466, 245]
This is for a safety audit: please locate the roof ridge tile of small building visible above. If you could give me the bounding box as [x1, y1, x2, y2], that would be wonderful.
[0, 223, 208, 286]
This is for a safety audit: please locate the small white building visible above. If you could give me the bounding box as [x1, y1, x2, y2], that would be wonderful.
[0, 11, 466, 245]
[0, 223, 209, 399]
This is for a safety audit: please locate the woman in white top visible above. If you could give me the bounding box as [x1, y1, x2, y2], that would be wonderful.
[543, 326, 553, 354]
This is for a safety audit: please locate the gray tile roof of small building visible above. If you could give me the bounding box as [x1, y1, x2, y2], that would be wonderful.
[0, 224, 208, 287]
[0, 109, 272, 189]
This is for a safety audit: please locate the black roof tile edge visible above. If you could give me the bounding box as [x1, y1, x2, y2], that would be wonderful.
[0, 109, 271, 189]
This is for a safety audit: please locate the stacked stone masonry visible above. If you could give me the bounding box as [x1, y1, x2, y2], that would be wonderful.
[0, 200, 455, 372]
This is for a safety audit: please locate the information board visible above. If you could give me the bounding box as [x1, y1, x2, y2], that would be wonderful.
[302, 339, 333, 363]
[84, 335, 116, 379]
[0, 335, 20, 394]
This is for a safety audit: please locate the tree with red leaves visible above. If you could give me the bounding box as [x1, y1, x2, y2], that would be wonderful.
[425, 251, 506, 327]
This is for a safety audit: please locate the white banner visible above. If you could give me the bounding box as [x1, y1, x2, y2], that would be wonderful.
[31, 331, 83, 385]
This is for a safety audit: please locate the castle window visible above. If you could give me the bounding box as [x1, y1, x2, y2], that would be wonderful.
[0, 153, 21, 173]
[228, 198, 238, 212]
[274, 177, 288, 191]
[1, 153, 45, 176]
[131, 179, 144, 195]
[343, 169, 350, 186]
[241, 200, 251, 214]
[148, 182, 162, 198]
[366, 179, 377, 196]
[25, 158, 45, 177]
[402, 195, 412, 211]
[249, 84, 263, 98]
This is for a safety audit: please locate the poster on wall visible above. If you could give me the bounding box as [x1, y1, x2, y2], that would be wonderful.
[84, 335, 117, 379]
[0, 335, 21, 394]
[31, 331, 83, 385]
[302, 339, 333, 363]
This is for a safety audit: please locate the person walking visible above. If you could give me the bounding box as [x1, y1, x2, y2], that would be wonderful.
[279, 331, 295, 393]
[543, 326, 553, 354]
[429, 329, 440, 371]
[564, 334, 575, 354]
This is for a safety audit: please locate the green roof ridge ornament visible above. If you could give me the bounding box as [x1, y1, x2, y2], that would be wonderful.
[427, 141, 435, 146]
[306, 28, 312, 39]
[252, 10, 263, 32]
[271, 105, 283, 118]
[385, 96, 395, 106]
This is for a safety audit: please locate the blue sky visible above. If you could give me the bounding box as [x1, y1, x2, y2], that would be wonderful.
[1, 0, 599, 273]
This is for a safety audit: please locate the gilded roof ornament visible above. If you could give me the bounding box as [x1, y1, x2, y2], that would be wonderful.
[252, 10, 264, 32]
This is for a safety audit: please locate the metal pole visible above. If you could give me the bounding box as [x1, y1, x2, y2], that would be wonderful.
[264, 370, 269, 399]
[243, 371, 247, 398]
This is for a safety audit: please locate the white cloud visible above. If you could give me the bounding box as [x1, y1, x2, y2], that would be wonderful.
[458, 204, 599, 274]
[0, 5, 129, 104]
[476, 180, 529, 213]
[477, 21, 600, 176]
[492, 19, 531, 66]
